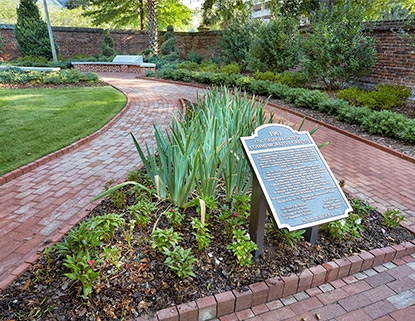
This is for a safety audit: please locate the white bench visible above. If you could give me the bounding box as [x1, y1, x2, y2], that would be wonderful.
[72, 55, 156, 74]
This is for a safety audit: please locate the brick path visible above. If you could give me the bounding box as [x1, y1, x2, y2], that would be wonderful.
[0, 73, 205, 289]
[217, 255, 415, 321]
[1, 74, 415, 320]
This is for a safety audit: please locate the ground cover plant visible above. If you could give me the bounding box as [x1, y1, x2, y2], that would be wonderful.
[0, 85, 126, 175]
[0, 88, 413, 320]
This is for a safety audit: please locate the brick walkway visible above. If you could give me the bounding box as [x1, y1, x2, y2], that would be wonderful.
[0, 73, 205, 289]
[217, 255, 415, 321]
[1, 74, 415, 320]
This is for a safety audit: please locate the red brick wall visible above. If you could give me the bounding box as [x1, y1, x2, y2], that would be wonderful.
[0, 24, 220, 61]
[1, 21, 415, 90]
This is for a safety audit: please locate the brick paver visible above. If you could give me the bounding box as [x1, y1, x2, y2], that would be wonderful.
[0, 73, 205, 289]
[1, 75, 415, 320]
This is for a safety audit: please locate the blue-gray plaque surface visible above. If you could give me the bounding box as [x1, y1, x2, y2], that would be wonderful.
[241, 124, 352, 231]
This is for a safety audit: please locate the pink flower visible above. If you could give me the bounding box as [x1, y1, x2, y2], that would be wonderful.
[88, 260, 95, 266]
[234, 212, 238, 218]
[149, 186, 152, 189]
[76, 257, 80, 261]
[84, 227, 88, 230]
[170, 209, 174, 213]
[165, 227, 168, 231]
[82, 271, 85, 274]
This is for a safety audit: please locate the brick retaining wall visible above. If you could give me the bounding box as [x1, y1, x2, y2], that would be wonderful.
[1, 21, 415, 89]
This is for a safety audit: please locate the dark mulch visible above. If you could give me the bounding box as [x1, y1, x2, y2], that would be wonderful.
[0, 181, 413, 320]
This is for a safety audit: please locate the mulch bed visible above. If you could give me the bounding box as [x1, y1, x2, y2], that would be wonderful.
[0, 180, 413, 320]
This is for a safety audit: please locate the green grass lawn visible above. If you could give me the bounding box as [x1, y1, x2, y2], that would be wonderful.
[0, 86, 127, 176]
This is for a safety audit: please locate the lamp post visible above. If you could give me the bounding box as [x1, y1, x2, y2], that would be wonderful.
[42, 0, 57, 62]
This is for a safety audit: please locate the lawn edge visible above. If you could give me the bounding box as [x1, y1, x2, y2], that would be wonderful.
[0, 85, 129, 186]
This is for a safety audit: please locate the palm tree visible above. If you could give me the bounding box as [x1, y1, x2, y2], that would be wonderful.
[147, 0, 158, 54]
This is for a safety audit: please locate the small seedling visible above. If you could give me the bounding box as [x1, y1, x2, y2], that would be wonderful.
[383, 209, 406, 228]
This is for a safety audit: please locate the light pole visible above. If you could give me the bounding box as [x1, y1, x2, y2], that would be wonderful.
[42, 0, 57, 62]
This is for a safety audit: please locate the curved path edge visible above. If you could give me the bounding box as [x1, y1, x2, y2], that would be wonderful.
[0, 85, 131, 187]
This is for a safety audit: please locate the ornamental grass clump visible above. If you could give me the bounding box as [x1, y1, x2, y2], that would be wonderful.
[133, 87, 273, 207]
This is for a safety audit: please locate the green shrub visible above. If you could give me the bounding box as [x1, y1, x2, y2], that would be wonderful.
[294, 90, 329, 109]
[160, 25, 180, 62]
[279, 71, 308, 88]
[186, 50, 204, 64]
[248, 16, 301, 73]
[234, 76, 253, 91]
[219, 63, 241, 75]
[199, 61, 219, 73]
[177, 61, 200, 71]
[361, 110, 409, 137]
[301, 2, 376, 90]
[101, 30, 115, 57]
[398, 121, 415, 144]
[338, 84, 412, 111]
[0, 31, 4, 55]
[268, 82, 292, 99]
[249, 79, 273, 96]
[219, 21, 257, 71]
[253, 70, 281, 82]
[14, 0, 59, 59]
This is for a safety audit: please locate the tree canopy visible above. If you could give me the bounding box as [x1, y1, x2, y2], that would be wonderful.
[202, 0, 253, 28]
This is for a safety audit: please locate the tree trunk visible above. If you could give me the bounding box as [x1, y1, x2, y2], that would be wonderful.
[147, 0, 158, 54]
[140, 0, 144, 31]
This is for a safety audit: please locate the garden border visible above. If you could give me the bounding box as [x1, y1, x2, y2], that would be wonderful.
[0, 85, 130, 186]
[140, 76, 415, 165]
[135, 241, 415, 321]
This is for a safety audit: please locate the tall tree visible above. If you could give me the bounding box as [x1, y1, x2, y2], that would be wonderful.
[147, 0, 158, 54]
[14, 0, 59, 59]
[202, 0, 253, 28]
[81, 0, 192, 31]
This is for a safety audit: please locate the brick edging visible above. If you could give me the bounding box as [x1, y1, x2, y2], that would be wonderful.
[139, 77, 415, 165]
[0, 86, 130, 187]
[133, 240, 415, 321]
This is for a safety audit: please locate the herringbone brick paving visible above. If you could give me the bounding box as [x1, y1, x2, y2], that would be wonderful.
[1, 73, 415, 320]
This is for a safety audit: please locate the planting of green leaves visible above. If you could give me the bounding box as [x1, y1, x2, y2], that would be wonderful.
[191, 218, 211, 251]
[383, 209, 406, 228]
[226, 229, 257, 268]
[150, 227, 183, 252]
[162, 246, 197, 279]
[133, 87, 273, 207]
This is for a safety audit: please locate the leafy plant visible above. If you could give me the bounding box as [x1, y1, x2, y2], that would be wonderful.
[101, 29, 115, 57]
[122, 220, 135, 247]
[220, 63, 241, 75]
[186, 50, 204, 64]
[191, 218, 211, 251]
[162, 246, 196, 279]
[63, 251, 102, 298]
[160, 25, 179, 62]
[226, 229, 257, 268]
[108, 189, 126, 209]
[268, 222, 305, 247]
[301, 1, 376, 90]
[248, 16, 301, 73]
[338, 84, 412, 111]
[164, 208, 185, 228]
[128, 201, 154, 230]
[150, 227, 183, 252]
[383, 209, 406, 228]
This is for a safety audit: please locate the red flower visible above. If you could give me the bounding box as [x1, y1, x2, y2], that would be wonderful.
[234, 212, 238, 218]
[170, 209, 174, 213]
[76, 257, 80, 261]
[88, 260, 95, 266]
[82, 271, 85, 274]
[149, 186, 153, 189]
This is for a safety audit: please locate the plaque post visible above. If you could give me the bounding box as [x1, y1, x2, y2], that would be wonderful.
[249, 175, 267, 257]
[304, 226, 319, 244]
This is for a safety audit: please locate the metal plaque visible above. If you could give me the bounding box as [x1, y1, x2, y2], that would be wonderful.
[241, 124, 352, 231]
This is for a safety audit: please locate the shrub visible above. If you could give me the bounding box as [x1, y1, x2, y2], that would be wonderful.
[301, 2, 376, 90]
[253, 70, 280, 82]
[14, 0, 59, 59]
[219, 21, 257, 71]
[338, 84, 412, 111]
[101, 29, 115, 57]
[294, 90, 329, 109]
[199, 61, 219, 73]
[248, 16, 301, 73]
[177, 61, 199, 71]
[186, 50, 204, 64]
[361, 110, 409, 137]
[278, 71, 308, 88]
[220, 63, 241, 75]
[160, 25, 180, 62]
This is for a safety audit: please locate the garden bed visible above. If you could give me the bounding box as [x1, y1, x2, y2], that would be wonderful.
[0, 179, 413, 321]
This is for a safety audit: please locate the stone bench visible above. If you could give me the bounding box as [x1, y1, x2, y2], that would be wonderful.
[72, 55, 156, 74]
[0, 65, 61, 72]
